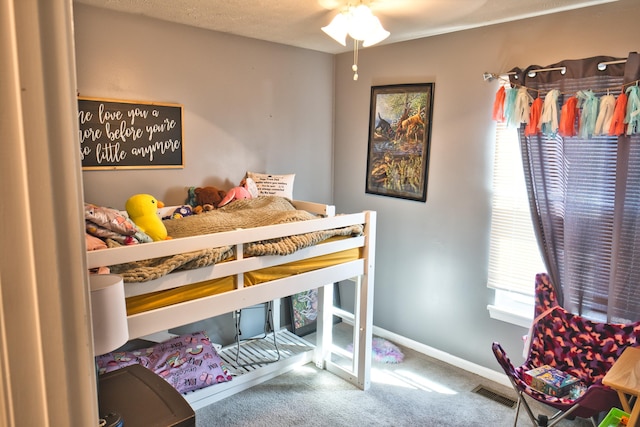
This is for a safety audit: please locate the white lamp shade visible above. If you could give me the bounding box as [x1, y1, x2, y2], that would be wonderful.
[346, 4, 375, 41]
[90, 274, 129, 356]
[362, 16, 390, 47]
[321, 13, 348, 46]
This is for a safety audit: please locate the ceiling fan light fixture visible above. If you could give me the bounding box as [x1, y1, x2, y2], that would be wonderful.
[346, 4, 375, 41]
[321, 12, 348, 46]
[322, 4, 390, 81]
[324, 4, 389, 45]
[362, 16, 390, 47]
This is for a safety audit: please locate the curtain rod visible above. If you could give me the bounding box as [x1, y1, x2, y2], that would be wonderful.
[482, 59, 628, 82]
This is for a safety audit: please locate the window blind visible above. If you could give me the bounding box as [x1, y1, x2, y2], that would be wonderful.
[487, 80, 546, 296]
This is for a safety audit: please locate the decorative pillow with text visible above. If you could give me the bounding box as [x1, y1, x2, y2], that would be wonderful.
[246, 172, 295, 199]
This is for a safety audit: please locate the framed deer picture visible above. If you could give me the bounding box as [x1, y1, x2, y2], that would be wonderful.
[365, 83, 434, 202]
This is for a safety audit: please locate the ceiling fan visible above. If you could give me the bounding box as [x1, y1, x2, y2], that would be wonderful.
[318, 0, 485, 80]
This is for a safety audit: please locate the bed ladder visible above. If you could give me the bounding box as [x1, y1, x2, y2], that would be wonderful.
[314, 210, 376, 391]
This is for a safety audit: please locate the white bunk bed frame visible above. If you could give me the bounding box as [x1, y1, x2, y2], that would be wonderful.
[86, 200, 376, 409]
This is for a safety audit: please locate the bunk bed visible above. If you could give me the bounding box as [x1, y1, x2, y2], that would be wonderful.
[86, 197, 376, 409]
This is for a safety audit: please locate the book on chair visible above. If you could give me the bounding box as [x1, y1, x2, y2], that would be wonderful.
[524, 365, 581, 397]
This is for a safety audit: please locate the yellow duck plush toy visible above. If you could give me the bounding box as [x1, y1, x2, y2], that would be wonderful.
[125, 194, 169, 241]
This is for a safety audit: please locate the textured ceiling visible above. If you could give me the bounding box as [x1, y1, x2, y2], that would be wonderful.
[74, 0, 618, 54]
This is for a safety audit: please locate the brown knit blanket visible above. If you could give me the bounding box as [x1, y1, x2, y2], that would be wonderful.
[108, 196, 363, 283]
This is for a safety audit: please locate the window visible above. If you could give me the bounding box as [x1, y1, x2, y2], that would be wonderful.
[487, 80, 546, 327]
[487, 56, 640, 324]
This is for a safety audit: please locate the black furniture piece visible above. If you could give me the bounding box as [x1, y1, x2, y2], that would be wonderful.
[98, 364, 195, 427]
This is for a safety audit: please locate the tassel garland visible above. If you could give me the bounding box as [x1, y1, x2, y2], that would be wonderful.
[609, 92, 628, 136]
[594, 94, 616, 135]
[559, 97, 578, 137]
[576, 90, 598, 138]
[492, 86, 506, 122]
[539, 89, 560, 136]
[514, 87, 533, 125]
[504, 88, 519, 128]
[625, 85, 640, 135]
[525, 97, 543, 136]
[491, 79, 640, 138]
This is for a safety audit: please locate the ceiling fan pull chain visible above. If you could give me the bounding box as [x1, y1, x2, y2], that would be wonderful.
[353, 39, 359, 80]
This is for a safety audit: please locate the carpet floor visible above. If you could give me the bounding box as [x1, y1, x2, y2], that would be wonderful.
[195, 323, 597, 426]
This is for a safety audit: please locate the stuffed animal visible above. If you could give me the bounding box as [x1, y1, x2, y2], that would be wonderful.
[125, 194, 168, 241]
[218, 178, 259, 208]
[169, 205, 193, 219]
[191, 186, 227, 214]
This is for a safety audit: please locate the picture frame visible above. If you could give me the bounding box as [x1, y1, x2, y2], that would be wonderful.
[78, 96, 184, 170]
[365, 83, 434, 202]
[289, 284, 341, 337]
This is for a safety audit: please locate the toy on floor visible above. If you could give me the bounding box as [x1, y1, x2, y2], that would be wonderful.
[217, 177, 259, 208]
[125, 194, 169, 241]
[347, 337, 404, 363]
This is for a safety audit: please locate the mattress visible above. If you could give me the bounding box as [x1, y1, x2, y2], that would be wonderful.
[125, 246, 360, 315]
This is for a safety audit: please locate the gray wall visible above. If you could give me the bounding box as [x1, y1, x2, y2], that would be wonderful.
[75, 5, 335, 210]
[74, 0, 640, 369]
[333, 0, 640, 370]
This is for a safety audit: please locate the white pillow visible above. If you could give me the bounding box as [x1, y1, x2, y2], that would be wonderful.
[246, 172, 295, 199]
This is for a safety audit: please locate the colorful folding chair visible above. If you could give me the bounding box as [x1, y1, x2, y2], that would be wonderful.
[492, 273, 640, 426]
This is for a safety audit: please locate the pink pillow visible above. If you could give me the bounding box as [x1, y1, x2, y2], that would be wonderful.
[96, 331, 232, 394]
[85, 233, 107, 251]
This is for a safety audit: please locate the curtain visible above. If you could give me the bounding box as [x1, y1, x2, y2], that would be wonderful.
[510, 53, 640, 322]
[2, 0, 99, 424]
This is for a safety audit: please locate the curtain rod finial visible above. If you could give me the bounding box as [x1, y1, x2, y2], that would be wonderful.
[483, 72, 496, 82]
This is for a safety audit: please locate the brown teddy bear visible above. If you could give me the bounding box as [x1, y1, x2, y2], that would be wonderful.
[191, 186, 226, 214]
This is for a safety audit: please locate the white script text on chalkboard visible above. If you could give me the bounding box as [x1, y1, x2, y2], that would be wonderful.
[78, 97, 184, 169]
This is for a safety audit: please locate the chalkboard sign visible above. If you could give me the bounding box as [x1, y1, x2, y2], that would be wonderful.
[78, 97, 184, 169]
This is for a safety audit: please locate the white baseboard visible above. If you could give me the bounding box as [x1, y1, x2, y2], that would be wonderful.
[371, 325, 512, 389]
